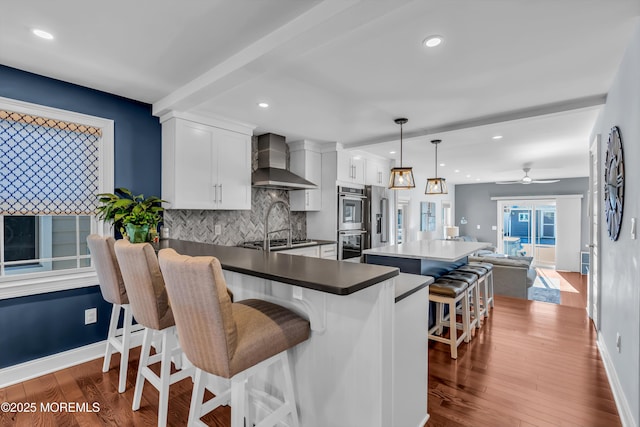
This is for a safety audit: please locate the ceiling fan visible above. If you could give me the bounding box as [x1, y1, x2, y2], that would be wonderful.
[496, 167, 560, 185]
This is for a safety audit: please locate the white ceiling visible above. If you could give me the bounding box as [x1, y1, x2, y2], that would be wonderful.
[2, 0, 639, 184]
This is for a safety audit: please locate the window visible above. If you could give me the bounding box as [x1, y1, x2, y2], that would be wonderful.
[0, 97, 113, 296]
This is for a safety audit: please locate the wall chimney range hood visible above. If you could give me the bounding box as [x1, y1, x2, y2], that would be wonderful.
[252, 133, 317, 190]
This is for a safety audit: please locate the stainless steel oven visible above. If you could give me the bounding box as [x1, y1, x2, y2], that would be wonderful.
[338, 186, 366, 231]
[338, 229, 367, 262]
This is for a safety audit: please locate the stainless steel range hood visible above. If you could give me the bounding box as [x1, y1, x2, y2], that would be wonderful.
[252, 133, 317, 190]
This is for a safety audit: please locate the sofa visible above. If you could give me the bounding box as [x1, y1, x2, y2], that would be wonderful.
[468, 254, 537, 299]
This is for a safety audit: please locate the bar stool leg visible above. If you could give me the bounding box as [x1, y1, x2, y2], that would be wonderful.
[462, 291, 471, 344]
[103, 304, 119, 373]
[448, 299, 458, 359]
[472, 282, 481, 329]
[118, 305, 133, 393]
[133, 328, 152, 411]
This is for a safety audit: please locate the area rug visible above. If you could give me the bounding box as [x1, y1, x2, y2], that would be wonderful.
[528, 274, 561, 304]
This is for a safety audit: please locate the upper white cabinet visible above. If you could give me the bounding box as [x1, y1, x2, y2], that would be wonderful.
[365, 158, 390, 187]
[337, 151, 365, 185]
[289, 141, 322, 211]
[162, 116, 252, 210]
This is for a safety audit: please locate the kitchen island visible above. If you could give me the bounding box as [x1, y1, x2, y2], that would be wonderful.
[158, 239, 432, 427]
[364, 239, 492, 277]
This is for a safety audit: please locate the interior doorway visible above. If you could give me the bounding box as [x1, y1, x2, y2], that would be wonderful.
[397, 199, 409, 244]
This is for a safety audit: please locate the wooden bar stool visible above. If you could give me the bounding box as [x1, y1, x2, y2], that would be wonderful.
[443, 271, 481, 331]
[114, 240, 194, 427]
[158, 248, 311, 427]
[87, 234, 138, 393]
[428, 277, 470, 359]
[469, 261, 495, 311]
[456, 264, 490, 321]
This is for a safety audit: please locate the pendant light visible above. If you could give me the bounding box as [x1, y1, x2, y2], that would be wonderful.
[388, 118, 415, 190]
[425, 139, 448, 194]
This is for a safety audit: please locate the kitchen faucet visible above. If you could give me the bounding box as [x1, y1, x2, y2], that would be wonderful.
[263, 199, 292, 251]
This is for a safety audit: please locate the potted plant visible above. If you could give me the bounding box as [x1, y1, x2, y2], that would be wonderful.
[96, 188, 164, 243]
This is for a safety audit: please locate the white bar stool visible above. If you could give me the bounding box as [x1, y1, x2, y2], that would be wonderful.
[443, 271, 481, 331]
[428, 277, 470, 359]
[469, 261, 495, 311]
[87, 234, 139, 393]
[114, 239, 194, 427]
[158, 248, 311, 427]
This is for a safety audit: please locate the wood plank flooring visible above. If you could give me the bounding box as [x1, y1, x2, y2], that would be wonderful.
[427, 271, 621, 426]
[0, 271, 619, 426]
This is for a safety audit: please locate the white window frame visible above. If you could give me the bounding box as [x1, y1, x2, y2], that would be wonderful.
[0, 96, 114, 300]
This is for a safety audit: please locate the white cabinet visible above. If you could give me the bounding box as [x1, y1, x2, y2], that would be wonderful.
[278, 245, 320, 257]
[337, 151, 365, 185]
[319, 243, 337, 260]
[278, 243, 336, 259]
[289, 145, 321, 211]
[365, 158, 390, 187]
[162, 117, 251, 210]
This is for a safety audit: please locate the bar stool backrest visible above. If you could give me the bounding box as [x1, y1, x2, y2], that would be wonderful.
[87, 234, 128, 305]
[114, 240, 173, 331]
[158, 248, 238, 379]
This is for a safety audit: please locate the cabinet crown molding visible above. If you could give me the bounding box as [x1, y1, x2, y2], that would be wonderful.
[160, 111, 255, 135]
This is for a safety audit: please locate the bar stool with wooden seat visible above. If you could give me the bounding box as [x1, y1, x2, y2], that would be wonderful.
[158, 248, 311, 427]
[428, 277, 470, 359]
[442, 270, 481, 332]
[114, 239, 194, 427]
[455, 264, 490, 321]
[87, 234, 138, 393]
[468, 261, 495, 311]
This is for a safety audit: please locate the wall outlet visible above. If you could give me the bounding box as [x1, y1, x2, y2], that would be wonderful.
[297, 223, 302, 231]
[214, 224, 222, 235]
[85, 308, 97, 325]
[492, 225, 497, 231]
[476, 224, 481, 229]
[616, 332, 621, 353]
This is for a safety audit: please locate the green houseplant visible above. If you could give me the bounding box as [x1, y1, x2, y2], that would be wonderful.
[96, 188, 164, 243]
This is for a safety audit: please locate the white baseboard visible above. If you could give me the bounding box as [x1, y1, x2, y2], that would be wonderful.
[0, 341, 105, 389]
[597, 334, 637, 427]
[417, 413, 430, 427]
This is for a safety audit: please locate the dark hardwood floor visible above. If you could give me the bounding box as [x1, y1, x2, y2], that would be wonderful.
[427, 270, 621, 426]
[0, 271, 619, 426]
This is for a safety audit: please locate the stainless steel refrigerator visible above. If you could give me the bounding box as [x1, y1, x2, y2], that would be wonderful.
[365, 185, 390, 249]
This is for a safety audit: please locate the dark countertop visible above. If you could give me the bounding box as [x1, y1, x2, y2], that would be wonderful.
[157, 239, 398, 295]
[395, 273, 433, 303]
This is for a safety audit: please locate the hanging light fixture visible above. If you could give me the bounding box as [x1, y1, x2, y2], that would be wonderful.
[425, 139, 448, 194]
[388, 118, 415, 190]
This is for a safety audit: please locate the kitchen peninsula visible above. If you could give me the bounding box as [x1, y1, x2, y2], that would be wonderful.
[158, 239, 432, 427]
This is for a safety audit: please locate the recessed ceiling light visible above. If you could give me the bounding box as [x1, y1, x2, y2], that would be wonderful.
[492, 135, 503, 140]
[476, 178, 481, 181]
[32, 29, 54, 40]
[257, 102, 269, 108]
[454, 169, 460, 173]
[389, 151, 396, 154]
[466, 174, 472, 178]
[423, 35, 443, 48]
[439, 163, 445, 167]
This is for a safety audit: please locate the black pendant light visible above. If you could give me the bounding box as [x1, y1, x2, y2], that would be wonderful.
[425, 139, 448, 194]
[388, 118, 415, 190]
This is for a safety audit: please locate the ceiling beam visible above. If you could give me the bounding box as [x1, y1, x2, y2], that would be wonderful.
[345, 94, 607, 147]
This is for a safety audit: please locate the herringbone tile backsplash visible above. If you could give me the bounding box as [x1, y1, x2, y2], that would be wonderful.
[164, 188, 306, 246]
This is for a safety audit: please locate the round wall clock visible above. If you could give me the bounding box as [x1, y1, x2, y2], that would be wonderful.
[604, 126, 624, 241]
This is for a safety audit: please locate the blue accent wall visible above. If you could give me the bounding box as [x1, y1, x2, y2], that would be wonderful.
[0, 65, 161, 368]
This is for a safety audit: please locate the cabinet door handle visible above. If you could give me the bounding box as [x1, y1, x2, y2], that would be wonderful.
[306, 192, 309, 206]
[219, 184, 223, 203]
[213, 184, 217, 204]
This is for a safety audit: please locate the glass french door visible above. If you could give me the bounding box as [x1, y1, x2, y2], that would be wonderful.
[498, 200, 556, 267]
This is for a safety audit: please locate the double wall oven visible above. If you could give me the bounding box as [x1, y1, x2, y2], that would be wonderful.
[337, 186, 367, 261]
